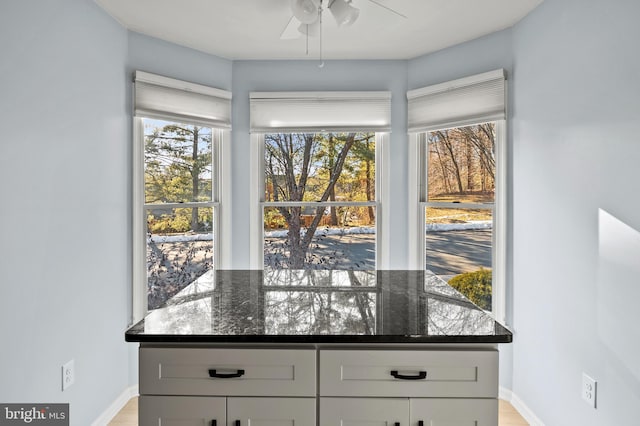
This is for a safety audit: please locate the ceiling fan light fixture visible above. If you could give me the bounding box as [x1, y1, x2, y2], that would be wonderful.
[291, 0, 320, 25]
[298, 20, 321, 37]
[329, 0, 359, 26]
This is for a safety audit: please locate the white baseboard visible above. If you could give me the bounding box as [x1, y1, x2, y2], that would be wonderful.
[91, 385, 139, 426]
[499, 386, 513, 401]
[499, 386, 545, 426]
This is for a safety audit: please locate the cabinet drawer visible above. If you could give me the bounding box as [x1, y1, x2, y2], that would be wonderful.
[320, 349, 497, 397]
[140, 348, 316, 396]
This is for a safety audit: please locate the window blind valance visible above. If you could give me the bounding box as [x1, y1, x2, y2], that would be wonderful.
[250, 91, 392, 133]
[134, 71, 232, 129]
[407, 69, 506, 133]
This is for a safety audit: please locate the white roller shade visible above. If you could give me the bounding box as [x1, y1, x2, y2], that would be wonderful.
[134, 71, 232, 128]
[407, 69, 506, 133]
[250, 91, 392, 133]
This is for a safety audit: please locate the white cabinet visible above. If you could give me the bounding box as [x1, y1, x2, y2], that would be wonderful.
[228, 397, 316, 426]
[320, 349, 498, 398]
[320, 397, 497, 426]
[140, 347, 316, 396]
[140, 396, 315, 426]
[139, 347, 316, 425]
[410, 399, 498, 426]
[320, 397, 408, 426]
[320, 349, 499, 426]
[139, 395, 225, 426]
[138, 346, 500, 426]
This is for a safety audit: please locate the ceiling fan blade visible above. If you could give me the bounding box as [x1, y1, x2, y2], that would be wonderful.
[280, 15, 302, 39]
[365, 0, 408, 19]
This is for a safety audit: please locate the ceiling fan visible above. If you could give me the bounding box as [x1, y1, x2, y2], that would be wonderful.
[280, 0, 407, 64]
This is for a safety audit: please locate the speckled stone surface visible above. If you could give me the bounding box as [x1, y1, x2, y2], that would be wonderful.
[125, 270, 512, 344]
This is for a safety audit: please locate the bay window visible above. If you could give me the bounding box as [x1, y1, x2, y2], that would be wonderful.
[408, 70, 507, 321]
[132, 71, 231, 321]
[249, 92, 391, 270]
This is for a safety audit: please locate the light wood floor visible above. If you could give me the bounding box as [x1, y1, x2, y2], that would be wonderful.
[108, 397, 529, 425]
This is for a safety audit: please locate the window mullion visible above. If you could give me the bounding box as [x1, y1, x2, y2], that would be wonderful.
[424, 202, 493, 209]
[262, 201, 376, 207]
[144, 201, 218, 209]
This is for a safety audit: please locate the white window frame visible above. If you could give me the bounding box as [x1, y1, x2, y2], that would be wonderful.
[131, 72, 231, 323]
[407, 70, 507, 323]
[250, 132, 390, 270]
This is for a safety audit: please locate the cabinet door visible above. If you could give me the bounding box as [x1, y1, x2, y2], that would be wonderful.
[320, 397, 409, 426]
[227, 397, 316, 426]
[139, 395, 225, 426]
[410, 398, 498, 426]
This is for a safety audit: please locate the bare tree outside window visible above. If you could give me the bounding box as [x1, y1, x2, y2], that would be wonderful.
[263, 132, 376, 270]
[424, 123, 496, 311]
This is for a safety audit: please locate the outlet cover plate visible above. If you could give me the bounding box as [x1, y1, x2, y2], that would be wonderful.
[582, 373, 597, 408]
[62, 359, 75, 391]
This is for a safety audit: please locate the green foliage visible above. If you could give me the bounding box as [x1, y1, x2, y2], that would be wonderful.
[448, 268, 492, 311]
[264, 208, 287, 229]
[144, 120, 213, 204]
[148, 213, 191, 234]
[147, 208, 213, 234]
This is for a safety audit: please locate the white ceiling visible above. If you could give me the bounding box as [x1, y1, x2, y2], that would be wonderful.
[95, 0, 543, 60]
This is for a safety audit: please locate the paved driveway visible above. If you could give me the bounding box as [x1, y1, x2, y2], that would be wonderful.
[264, 229, 491, 273]
[426, 229, 492, 275]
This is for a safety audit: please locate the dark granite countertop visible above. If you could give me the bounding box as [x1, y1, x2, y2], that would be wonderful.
[125, 270, 512, 344]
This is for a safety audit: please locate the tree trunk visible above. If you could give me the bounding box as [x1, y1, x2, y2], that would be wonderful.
[191, 127, 200, 231]
[328, 135, 338, 226]
[432, 143, 451, 195]
[299, 134, 357, 258]
[466, 138, 473, 192]
[439, 131, 464, 194]
[287, 207, 305, 268]
[365, 144, 375, 223]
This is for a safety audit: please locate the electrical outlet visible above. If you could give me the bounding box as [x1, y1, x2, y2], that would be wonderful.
[582, 373, 597, 408]
[62, 359, 75, 391]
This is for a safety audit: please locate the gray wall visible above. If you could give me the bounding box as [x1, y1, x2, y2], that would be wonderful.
[127, 31, 233, 91]
[511, 0, 640, 424]
[0, 0, 130, 425]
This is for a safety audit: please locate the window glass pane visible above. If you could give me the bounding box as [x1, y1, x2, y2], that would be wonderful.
[425, 206, 492, 311]
[146, 207, 214, 310]
[264, 206, 375, 270]
[427, 123, 495, 203]
[264, 132, 375, 202]
[144, 118, 213, 203]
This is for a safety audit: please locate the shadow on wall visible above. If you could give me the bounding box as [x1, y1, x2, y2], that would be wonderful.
[597, 209, 640, 400]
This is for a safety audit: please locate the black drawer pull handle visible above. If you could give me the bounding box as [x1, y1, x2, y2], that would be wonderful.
[208, 369, 245, 378]
[235, 421, 241, 426]
[211, 421, 217, 426]
[395, 423, 400, 426]
[390, 370, 427, 380]
[418, 422, 424, 426]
